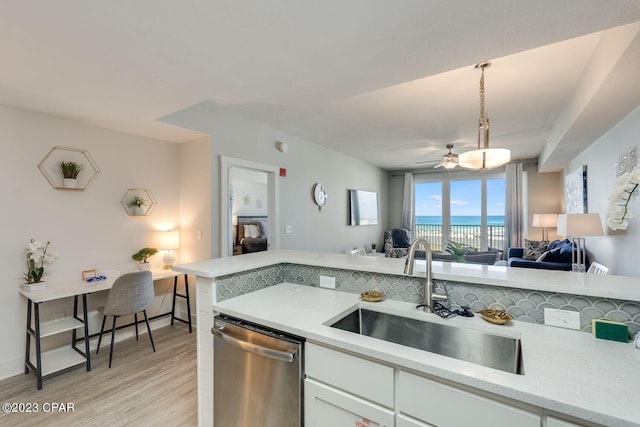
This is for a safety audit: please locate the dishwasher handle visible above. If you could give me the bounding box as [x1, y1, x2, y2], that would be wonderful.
[212, 326, 298, 363]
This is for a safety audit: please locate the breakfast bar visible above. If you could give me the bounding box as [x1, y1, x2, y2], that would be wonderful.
[174, 249, 640, 427]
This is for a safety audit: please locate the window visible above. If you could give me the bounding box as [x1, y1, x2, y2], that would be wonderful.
[415, 174, 505, 252]
[414, 182, 443, 251]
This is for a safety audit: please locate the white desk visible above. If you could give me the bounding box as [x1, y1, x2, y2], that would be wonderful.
[19, 270, 191, 390]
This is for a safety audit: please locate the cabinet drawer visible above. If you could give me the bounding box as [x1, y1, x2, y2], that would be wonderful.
[398, 371, 540, 427]
[305, 342, 394, 408]
[305, 379, 394, 427]
[397, 414, 435, 427]
[546, 416, 585, 427]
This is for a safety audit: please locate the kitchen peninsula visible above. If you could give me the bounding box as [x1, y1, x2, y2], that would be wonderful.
[173, 249, 640, 427]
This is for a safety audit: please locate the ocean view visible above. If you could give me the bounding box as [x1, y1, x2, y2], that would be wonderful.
[416, 215, 505, 226]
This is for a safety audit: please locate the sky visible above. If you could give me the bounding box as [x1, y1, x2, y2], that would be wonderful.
[415, 178, 505, 216]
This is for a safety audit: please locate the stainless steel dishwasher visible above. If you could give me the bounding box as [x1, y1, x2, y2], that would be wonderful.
[212, 314, 304, 427]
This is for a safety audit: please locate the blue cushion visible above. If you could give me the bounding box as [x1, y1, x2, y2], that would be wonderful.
[559, 241, 574, 256]
[547, 239, 566, 250]
[391, 229, 410, 248]
[543, 240, 573, 263]
[542, 248, 562, 263]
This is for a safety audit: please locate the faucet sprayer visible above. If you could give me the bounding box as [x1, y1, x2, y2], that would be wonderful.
[404, 238, 447, 312]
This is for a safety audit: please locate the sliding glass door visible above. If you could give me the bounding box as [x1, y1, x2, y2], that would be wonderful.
[415, 174, 505, 252]
[486, 178, 506, 250]
[414, 181, 443, 251]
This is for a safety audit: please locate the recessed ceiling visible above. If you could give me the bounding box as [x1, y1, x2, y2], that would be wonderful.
[2, 1, 640, 171]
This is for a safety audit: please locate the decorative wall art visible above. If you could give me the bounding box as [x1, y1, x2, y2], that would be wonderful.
[565, 165, 588, 214]
[120, 188, 157, 216]
[312, 183, 327, 211]
[616, 146, 637, 178]
[38, 146, 100, 190]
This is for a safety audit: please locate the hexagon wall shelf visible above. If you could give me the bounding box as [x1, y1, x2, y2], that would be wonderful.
[121, 188, 157, 216]
[38, 146, 100, 190]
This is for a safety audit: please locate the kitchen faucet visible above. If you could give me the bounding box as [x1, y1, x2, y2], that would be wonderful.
[404, 238, 448, 311]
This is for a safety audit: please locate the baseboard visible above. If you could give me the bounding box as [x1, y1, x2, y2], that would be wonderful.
[0, 316, 178, 382]
[0, 356, 25, 382]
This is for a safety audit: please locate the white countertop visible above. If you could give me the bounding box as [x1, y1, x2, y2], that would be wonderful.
[215, 283, 640, 426]
[18, 270, 183, 303]
[174, 249, 640, 302]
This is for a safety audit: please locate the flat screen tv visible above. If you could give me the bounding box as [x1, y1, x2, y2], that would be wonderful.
[348, 189, 378, 226]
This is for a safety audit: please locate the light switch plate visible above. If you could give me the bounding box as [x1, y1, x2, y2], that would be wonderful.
[319, 275, 336, 289]
[544, 308, 581, 330]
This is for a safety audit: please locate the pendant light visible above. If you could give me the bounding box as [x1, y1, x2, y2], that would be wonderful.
[458, 62, 511, 170]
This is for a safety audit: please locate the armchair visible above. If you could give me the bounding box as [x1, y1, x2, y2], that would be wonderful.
[384, 228, 411, 258]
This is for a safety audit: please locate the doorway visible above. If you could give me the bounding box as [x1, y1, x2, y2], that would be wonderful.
[220, 156, 279, 257]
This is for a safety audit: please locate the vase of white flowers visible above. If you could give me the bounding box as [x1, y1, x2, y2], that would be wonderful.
[607, 165, 640, 231]
[23, 239, 56, 289]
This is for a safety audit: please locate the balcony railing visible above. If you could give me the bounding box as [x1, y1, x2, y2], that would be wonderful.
[415, 224, 505, 253]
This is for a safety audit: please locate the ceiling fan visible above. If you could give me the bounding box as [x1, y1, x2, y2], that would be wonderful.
[416, 144, 459, 169]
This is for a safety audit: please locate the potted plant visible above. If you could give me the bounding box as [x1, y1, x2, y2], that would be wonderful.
[132, 247, 158, 271]
[445, 240, 473, 263]
[23, 238, 56, 290]
[127, 196, 147, 216]
[58, 161, 83, 188]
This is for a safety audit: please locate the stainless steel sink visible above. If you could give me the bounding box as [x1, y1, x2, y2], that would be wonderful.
[330, 308, 523, 375]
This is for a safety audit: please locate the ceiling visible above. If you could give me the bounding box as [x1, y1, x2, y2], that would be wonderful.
[2, 1, 640, 172]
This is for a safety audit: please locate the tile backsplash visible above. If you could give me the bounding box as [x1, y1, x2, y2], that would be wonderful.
[215, 262, 640, 336]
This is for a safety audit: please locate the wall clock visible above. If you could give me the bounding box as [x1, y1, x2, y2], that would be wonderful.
[313, 183, 327, 211]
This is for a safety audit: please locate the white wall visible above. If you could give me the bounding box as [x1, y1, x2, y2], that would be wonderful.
[162, 102, 389, 256]
[525, 165, 563, 241]
[566, 106, 640, 276]
[232, 180, 268, 217]
[179, 137, 212, 263]
[0, 105, 182, 379]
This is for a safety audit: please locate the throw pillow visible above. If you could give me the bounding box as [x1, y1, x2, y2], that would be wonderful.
[536, 251, 550, 262]
[523, 239, 548, 260]
[248, 224, 260, 238]
[542, 248, 566, 263]
[243, 224, 260, 239]
[391, 228, 410, 248]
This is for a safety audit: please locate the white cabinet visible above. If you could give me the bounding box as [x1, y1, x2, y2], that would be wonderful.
[305, 343, 549, 427]
[396, 414, 434, 427]
[546, 416, 586, 427]
[305, 343, 545, 427]
[305, 342, 394, 408]
[305, 343, 395, 427]
[398, 370, 540, 427]
[305, 379, 394, 427]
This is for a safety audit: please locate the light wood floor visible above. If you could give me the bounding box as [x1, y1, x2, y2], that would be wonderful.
[0, 325, 197, 427]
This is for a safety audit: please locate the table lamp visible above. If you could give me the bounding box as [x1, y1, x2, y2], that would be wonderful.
[532, 213, 558, 241]
[155, 230, 180, 269]
[556, 213, 603, 273]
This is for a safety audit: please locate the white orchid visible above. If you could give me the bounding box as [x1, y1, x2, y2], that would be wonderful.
[24, 238, 56, 284]
[607, 165, 640, 231]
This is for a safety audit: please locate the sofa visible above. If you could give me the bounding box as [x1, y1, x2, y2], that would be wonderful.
[508, 239, 580, 271]
[432, 250, 502, 265]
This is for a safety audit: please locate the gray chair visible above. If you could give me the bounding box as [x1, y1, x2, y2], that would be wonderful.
[96, 270, 156, 368]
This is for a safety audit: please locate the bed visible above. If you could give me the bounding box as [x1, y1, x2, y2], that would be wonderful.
[235, 216, 268, 254]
